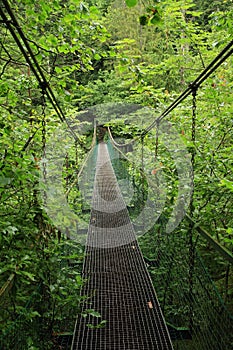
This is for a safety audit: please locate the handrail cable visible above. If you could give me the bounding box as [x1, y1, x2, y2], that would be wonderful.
[0, 0, 79, 143]
[65, 125, 97, 197]
[185, 215, 233, 264]
[107, 126, 139, 147]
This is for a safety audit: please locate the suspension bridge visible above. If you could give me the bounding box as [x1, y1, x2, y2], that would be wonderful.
[0, 1, 233, 349]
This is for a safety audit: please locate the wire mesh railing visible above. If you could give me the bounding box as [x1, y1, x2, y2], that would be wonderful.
[146, 223, 233, 350]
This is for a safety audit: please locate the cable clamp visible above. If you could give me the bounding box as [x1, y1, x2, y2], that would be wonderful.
[39, 80, 49, 93]
[189, 82, 198, 96]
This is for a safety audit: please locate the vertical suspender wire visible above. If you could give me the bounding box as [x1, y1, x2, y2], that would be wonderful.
[41, 90, 48, 247]
[154, 120, 161, 264]
[141, 135, 145, 172]
[188, 85, 198, 334]
[75, 139, 79, 237]
[141, 135, 145, 234]
[154, 120, 159, 163]
[65, 152, 69, 196]
[65, 152, 71, 239]
[75, 139, 79, 176]
[41, 92, 47, 199]
[40, 90, 50, 348]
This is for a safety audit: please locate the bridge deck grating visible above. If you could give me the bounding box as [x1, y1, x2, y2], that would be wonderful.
[71, 142, 173, 349]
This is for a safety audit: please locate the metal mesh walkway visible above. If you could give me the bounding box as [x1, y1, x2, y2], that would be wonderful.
[71, 142, 173, 350]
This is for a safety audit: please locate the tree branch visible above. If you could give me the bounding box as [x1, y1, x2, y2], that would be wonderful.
[21, 127, 40, 152]
[0, 58, 11, 78]
[26, 37, 57, 55]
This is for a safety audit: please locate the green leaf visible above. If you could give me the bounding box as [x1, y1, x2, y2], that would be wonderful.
[94, 53, 101, 60]
[87, 320, 107, 329]
[88, 310, 101, 318]
[18, 271, 35, 281]
[219, 179, 233, 192]
[125, 0, 137, 8]
[55, 66, 63, 74]
[0, 176, 13, 186]
[150, 13, 161, 25]
[82, 309, 101, 318]
[70, 0, 81, 4]
[75, 274, 83, 285]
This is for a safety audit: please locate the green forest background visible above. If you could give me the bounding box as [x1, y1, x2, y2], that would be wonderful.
[0, 0, 233, 348]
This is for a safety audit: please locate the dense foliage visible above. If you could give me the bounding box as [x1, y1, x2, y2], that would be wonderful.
[0, 0, 232, 348]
